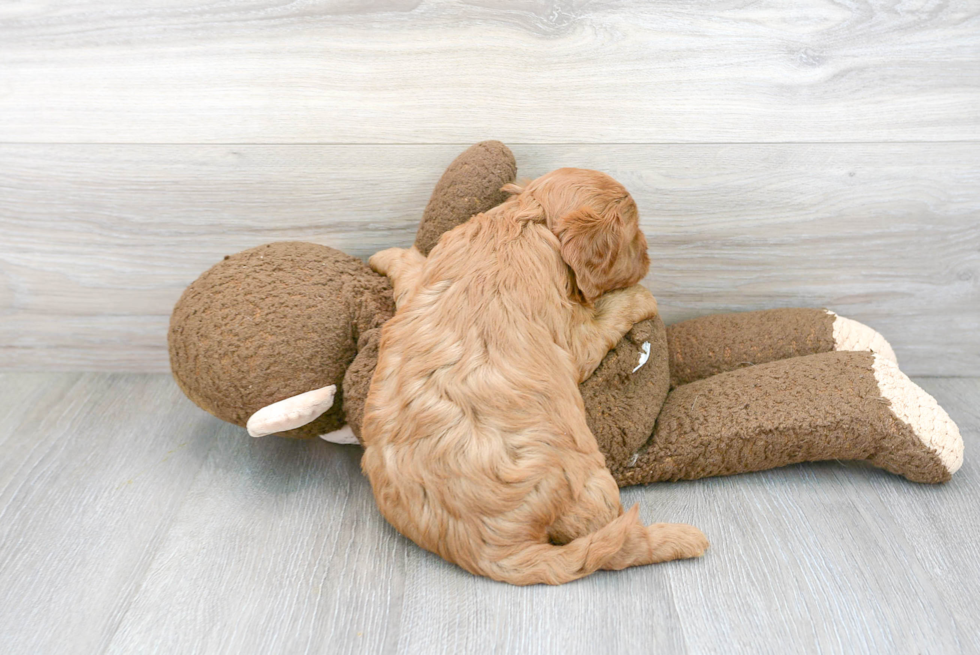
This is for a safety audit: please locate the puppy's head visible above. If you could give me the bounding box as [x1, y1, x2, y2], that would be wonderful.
[511, 168, 649, 302]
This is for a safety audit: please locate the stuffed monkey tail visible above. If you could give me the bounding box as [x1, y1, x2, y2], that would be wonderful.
[483, 505, 707, 586]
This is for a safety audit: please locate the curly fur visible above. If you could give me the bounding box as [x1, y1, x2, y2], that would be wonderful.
[362, 168, 708, 585]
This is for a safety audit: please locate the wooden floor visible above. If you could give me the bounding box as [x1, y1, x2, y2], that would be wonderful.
[0, 372, 977, 655]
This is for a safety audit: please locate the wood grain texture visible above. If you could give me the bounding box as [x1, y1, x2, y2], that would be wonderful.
[0, 1, 978, 144]
[104, 433, 407, 655]
[0, 373, 218, 655]
[864, 377, 980, 653]
[0, 373, 977, 654]
[1, 143, 977, 375]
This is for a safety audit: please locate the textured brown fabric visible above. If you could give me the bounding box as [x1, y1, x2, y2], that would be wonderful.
[583, 316, 669, 471]
[168, 242, 394, 439]
[666, 308, 836, 388]
[614, 351, 949, 486]
[413, 141, 517, 256]
[343, 327, 381, 441]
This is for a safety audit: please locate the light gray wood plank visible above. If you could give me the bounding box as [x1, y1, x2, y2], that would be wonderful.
[661, 378, 980, 654]
[864, 377, 980, 653]
[657, 467, 967, 654]
[390, 377, 980, 655]
[0, 373, 218, 655]
[2, 143, 977, 375]
[0, 373, 77, 458]
[0, 1, 978, 144]
[104, 431, 407, 655]
[0, 374, 977, 654]
[392, 493, 692, 655]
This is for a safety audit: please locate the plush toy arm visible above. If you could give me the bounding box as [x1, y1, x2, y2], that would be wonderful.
[665, 308, 897, 388]
[569, 285, 660, 383]
[414, 140, 517, 256]
[611, 350, 963, 486]
[580, 315, 671, 476]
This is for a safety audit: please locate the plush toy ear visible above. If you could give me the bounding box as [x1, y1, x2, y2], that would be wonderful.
[557, 206, 648, 303]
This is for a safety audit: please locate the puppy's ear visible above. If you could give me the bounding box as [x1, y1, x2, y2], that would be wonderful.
[558, 205, 644, 302]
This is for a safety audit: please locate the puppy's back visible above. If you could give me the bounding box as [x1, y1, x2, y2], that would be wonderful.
[361, 200, 707, 585]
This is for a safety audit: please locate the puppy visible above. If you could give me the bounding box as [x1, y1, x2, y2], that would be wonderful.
[363, 168, 707, 585]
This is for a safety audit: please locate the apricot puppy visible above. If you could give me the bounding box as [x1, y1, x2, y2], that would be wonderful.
[363, 168, 707, 585]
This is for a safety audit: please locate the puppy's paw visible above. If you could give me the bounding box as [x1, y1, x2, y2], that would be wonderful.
[369, 247, 405, 277]
[625, 285, 659, 323]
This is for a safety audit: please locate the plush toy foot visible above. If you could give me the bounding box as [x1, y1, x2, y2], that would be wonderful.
[666, 308, 897, 387]
[613, 351, 963, 486]
[869, 354, 962, 480]
[827, 310, 897, 363]
[246, 384, 337, 437]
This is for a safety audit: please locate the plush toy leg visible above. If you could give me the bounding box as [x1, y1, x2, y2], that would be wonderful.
[666, 308, 897, 388]
[612, 351, 963, 486]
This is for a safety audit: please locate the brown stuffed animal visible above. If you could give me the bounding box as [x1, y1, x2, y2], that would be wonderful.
[169, 142, 963, 484]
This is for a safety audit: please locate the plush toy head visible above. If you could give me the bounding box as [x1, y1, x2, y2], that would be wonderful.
[168, 242, 394, 439]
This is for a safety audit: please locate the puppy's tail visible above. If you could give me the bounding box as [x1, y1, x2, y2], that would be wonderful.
[484, 505, 708, 586]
